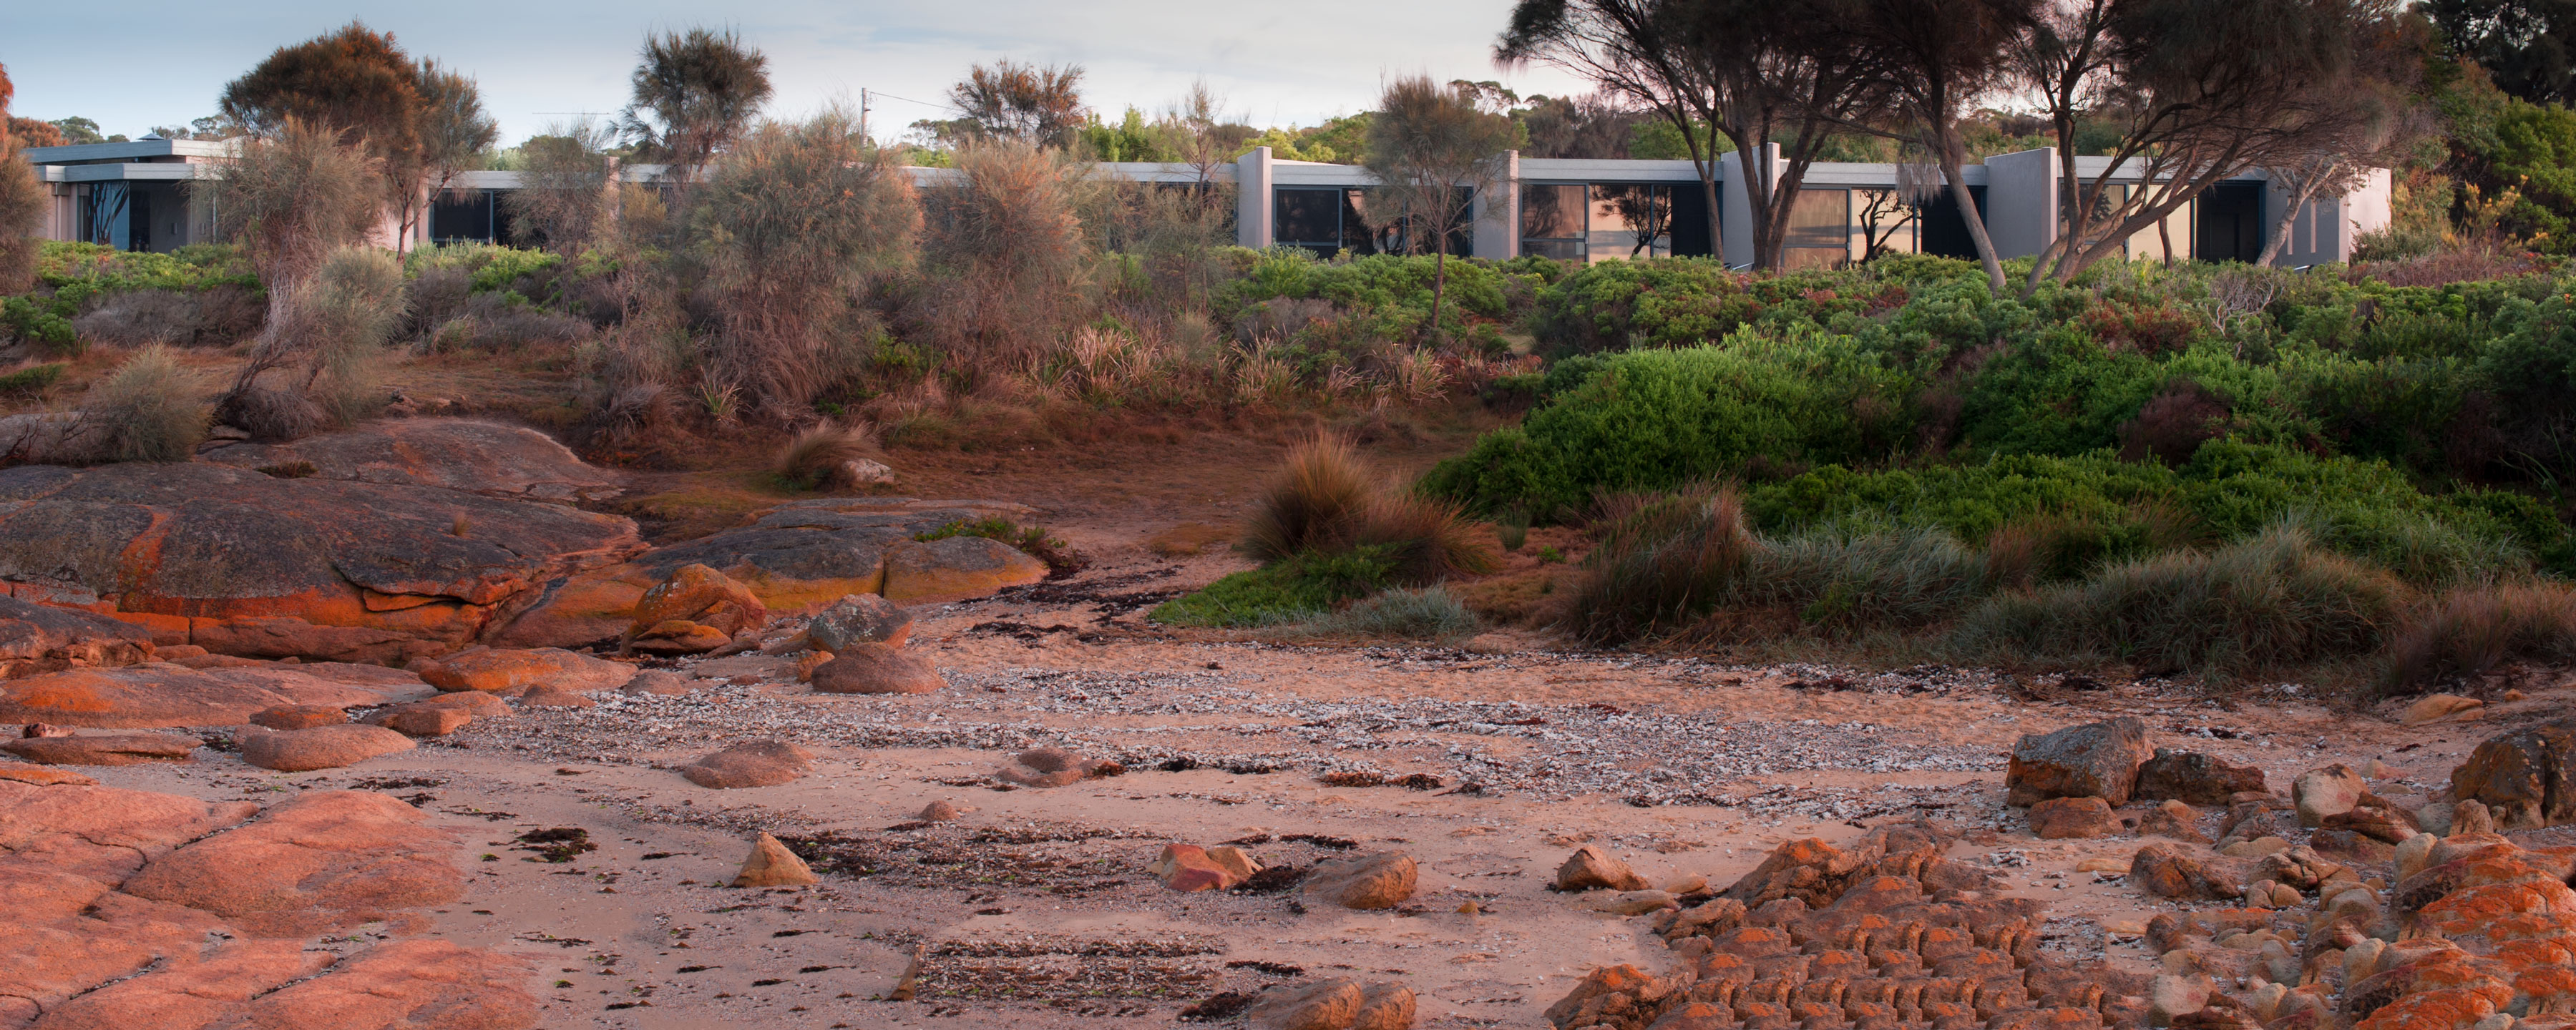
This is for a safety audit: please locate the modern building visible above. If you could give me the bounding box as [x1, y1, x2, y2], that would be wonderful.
[24, 137, 2389, 269]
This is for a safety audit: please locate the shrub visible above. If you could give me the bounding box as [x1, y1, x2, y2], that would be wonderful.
[1725, 526, 1989, 632]
[1951, 525, 2404, 677]
[81, 345, 205, 463]
[1557, 484, 1752, 645]
[1150, 546, 1397, 627]
[215, 245, 408, 440]
[2380, 582, 2576, 695]
[0, 363, 64, 394]
[1421, 334, 1916, 519]
[1304, 586, 1480, 639]
[1242, 434, 1372, 564]
[71, 286, 266, 347]
[1348, 492, 1496, 584]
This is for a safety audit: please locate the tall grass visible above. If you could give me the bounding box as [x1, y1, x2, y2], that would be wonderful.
[773, 424, 878, 489]
[81, 345, 205, 463]
[1241, 434, 1374, 564]
[1558, 484, 1753, 645]
[2381, 582, 2576, 695]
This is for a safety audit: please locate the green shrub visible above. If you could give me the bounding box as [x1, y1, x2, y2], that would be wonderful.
[0, 363, 65, 394]
[1729, 526, 1989, 632]
[1422, 333, 1917, 518]
[1150, 546, 1399, 627]
[1304, 586, 1480, 639]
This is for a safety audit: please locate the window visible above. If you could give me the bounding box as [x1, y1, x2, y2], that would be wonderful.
[1523, 182, 1672, 263]
[1782, 188, 1849, 269]
[1274, 188, 1345, 252]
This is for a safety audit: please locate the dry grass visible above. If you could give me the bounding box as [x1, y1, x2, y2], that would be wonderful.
[1556, 484, 1752, 646]
[1352, 491, 1498, 584]
[772, 424, 879, 489]
[80, 345, 208, 463]
[1241, 434, 1375, 564]
[2381, 581, 2576, 695]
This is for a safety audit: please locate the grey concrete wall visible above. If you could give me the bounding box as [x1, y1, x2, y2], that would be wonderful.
[1235, 147, 1273, 249]
[1981, 148, 2058, 260]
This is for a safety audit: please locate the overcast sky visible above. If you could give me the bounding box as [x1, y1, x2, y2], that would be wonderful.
[4, 1, 1588, 144]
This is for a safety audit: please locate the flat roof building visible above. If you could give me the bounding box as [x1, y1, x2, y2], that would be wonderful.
[23, 138, 2389, 270]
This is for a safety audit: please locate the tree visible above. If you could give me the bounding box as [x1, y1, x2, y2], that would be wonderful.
[1499, 0, 1885, 270]
[1, 64, 48, 293]
[2010, 0, 2421, 287]
[619, 26, 773, 196]
[149, 116, 232, 141]
[1364, 77, 1518, 348]
[49, 117, 107, 144]
[2428, 0, 2576, 103]
[393, 60, 497, 254]
[946, 59, 1088, 147]
[1520, 92, 1646, 158]
[220, 21, 421, 160]
[9, 118, 64, 148]
[1831, 0, 2043, 292]
[504, 123, 618, 253]
[208, 120, 385, 438]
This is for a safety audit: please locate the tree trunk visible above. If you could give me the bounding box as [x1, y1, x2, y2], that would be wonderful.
[1430, 242, 1448, 348]
[1936, 132, 2007, 293]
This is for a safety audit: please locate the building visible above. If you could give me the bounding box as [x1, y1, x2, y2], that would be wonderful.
[24, 138, 2390, 269]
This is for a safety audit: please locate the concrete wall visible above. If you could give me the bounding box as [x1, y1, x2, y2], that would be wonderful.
[1981, 148, 2058, 260]
[1235, 147, 1273, 249]
[1473, 150, 1520, 260]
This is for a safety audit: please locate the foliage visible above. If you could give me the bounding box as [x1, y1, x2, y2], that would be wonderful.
[0, 363, 62, 393]
[620, 27, 773, 178]
[1304, 586, 1481, 639]
[504, 123, 616, 253]
[936, 59, 1088, 148]
[2380, 580, 2576, 693]
[81, 345, 206, 463]
[1149, 546, 1400, 627]
[771, 425, 874, 490]
[219, 21, 421, 160]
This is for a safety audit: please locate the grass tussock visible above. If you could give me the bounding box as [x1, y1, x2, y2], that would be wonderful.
[2381, 581, 2576, 695]
[82, 345, 207, 463]
[771, 423, 879, 489]
[1240, 433, 1493, 585]
[1304, 586, 1480, 640]
[1558, 484, 1752, 646]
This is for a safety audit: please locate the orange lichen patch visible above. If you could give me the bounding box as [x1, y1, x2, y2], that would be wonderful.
[108, 612, 190, 646]
[2424, 883, 2576, 936]
[2517, 966, 2576, 1014]
[2459, 855, 2576, 892]
[2355, 986, 2502, 1030]
[720, 565, 883, 614]
[2491, 938, 2576, 968]
[2482, 912, 2576, 943]
[487, 566, 652, 649]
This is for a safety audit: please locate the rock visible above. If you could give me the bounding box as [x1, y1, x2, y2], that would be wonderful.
[121, 790, 464, 937]
[625, 564, 767, 653]
[2293, 764, 2370, 827]
[202, 938, 535, 1029]
[1582, 889, 1679, 915]
[364, 703, 474, 737]
[1353, 982, 1416, 1030]
[2401, 693, 2484, 725]
[2150, 973, 2213, 1026]
[809, 642, 943, 695]
[1556, 844, 1651, 892]
[0, 595, 154, 679]
[2448, 717, 2575, 828]
[2135, 748, 2268, 805]
[2138, 799, 2209, 843]
[0, 732, 197, 765]
[805, 593, 914, 651]
[620, 670, 697, 695]
[1244, 978, 1365, 1030]
[17, 936, 332, 1029]
[2322, 798, 2421, 843]
[630, 619, 732, 655]
[835, 458, 898, 488]
[2129, 843, 2243, 900]
[2220, 835, 2288, 857]
[200, 418, 622, 501]
[882, 536, 1051, 604]
[2250, 845, 2339, 891]
[2028, 795, 2119, 839]
[2006, 717, 2152, 807]
[620, 497, 1042, 613]
[418, 647, 635, 694]
[517, 687, 595, 709]
[679, 740, 814, 789]
[0, 664, 406, 728]
[0, 765, 94, 785]
[238, 725, 416, 772]
[248, 704, 348, 730]
[1151, 843, 1250, 891]
[915, 800, 961, 822]
[0, 463, 642, 663]
[2451, 798, 2498, 835]
[995, 746, 1113, 788]
[1303, 851, 1418, 909]
[2308, 828, 2396, 863]
[732, 832, 819, 887]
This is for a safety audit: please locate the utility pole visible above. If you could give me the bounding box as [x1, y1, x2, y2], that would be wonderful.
[860, 88, 871, 144]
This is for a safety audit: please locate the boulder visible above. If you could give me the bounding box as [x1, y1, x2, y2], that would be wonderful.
[2293, 764, 2370, 828]
[1581, 889, 1679, 915]
[1352, 983, 1415, 1030]
[2129, 843, 2243, 901]
[0, 732, 197, 766]
[882, 535, 1050, 604]
[517, 687, 595, 709]
[2149, 973, 2213, 1026]
[238, 725, 416, 772]
[629, 620, 731, 654]
[1556, 844, 1651, 892]
[916, 800, 962, 823]
[995, 746, 1115, 788]
[1303, 851, 1418, 910]
[0, 765, 95, 786]
[199, 418, 622, 501]
[809, 643, 943, 695]
[625, 564, 767, 649]
[120, 790, 464, 938]
[0, 596, 154, 679]
[2135, 748, 2268, 805]
[1151, 843, 1253, 892]
[418, 647, 635, 694]
[2448, 717, 2575, 829]
[2006, 717, 2152, 806]
[364, 705, 473, 737]
[678, 740, 814, 789]
[248, 705, 348, 730]
[0, 463, 642, 663]
[2138, 799, 2210, 843]
[2400, 693, 2485, 725]
[804, 593, 914, 651]
[2028, 795, 2119, 839]
[732, 832, 819, 888]
[1244, 978, 1365, 1030]
[2321, 798, 2421, 843]
[620, 670, 697, 696]
[0, 664, 405, 728]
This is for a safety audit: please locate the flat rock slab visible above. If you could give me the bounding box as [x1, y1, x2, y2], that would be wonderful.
[0, 595, 153, 679]
[635, 497, 1047, 609]
[0, 665, 409, 728]
[200, 418, 623, 502]
[0, 732, 200, 766]
[238, 725, 416, 772]
[419, 647, 635, 694]
[0, 463, 641, 660]
[122, 790, 464, 938]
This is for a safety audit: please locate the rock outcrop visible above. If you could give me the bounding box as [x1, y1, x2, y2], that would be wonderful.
[0, 462, 643, 664]
[199, 418, 622, 502]
[0, 596, 155, 679]
[0, 664, 417, 728]
[2006, 717, 2152, 807]
[417, 646, 635, 694]
[0, 732, 199, 766]
[2449, 716, 2575, 828]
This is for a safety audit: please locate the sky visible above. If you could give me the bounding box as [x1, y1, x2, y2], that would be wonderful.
[2, 1, 1588, 144]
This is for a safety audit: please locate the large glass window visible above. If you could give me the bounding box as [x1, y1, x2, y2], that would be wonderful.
[1274, 188, 1346, 253]
[1782, 188, 1850, 269]
[1523, 182, 1674, 263]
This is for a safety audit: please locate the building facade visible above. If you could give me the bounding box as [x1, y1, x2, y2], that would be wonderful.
[25, 138, 2391, 270]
